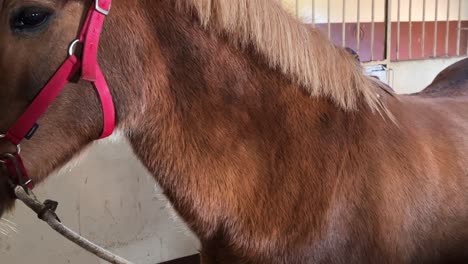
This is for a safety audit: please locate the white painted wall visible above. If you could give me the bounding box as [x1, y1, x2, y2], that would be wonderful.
[0, 136, 199, 264]
[387, 56, 467, 93]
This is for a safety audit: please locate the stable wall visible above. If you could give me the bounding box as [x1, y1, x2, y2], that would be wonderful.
[387, 56, 467, 93]
[281, 0, 468, 61]
[282, 0, 468, 23]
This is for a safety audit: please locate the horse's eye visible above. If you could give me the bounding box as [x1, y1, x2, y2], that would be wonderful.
[10, 7, 52, 32]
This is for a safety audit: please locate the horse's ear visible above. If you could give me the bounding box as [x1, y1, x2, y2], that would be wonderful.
[344, 47, 360, 62]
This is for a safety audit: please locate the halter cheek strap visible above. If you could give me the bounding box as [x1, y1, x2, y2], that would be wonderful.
[1, 0, 114, 190]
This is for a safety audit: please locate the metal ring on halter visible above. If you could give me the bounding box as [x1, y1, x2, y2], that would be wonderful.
[0, 152, 31, 190]
[0, 147, 22, 164]
[68, 39, 81, 56]
[0, 134, 21, 164]
[1, 153, 17, 164]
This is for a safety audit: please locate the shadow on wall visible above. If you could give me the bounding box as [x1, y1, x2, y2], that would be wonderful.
[161, 254, 200, 264]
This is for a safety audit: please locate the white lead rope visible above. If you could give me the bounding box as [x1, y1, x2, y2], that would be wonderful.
[14, 186, 135, 264]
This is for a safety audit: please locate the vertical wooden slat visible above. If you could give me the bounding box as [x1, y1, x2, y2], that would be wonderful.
[456, 0, 462, 55]
[422, 0, 426, 57]
[312, 0, 315, 23]
[327, 0, 331, 39]
[396, 0, 401, 60]
[371, 0, 375, 60]
[445, 0, 450, 56]
[386, 0, 393, 62]
[434, 0, 439, 57]
[409, 0, 413, 59]
[342, 0, 346, 47]
[296, 0, 299, 18]
[357, 0, 361, 53]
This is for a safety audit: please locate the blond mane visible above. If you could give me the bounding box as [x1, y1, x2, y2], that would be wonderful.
[176, 0, 383, 111]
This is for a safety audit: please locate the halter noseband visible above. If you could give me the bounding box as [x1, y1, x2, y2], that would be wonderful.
[0, 0, 115, 190]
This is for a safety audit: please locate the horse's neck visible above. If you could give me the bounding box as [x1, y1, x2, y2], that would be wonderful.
[115, 2, 355, 241]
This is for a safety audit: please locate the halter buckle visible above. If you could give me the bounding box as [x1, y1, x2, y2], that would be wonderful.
[95, 0, 111, 16]
[0, 153, 32, 191]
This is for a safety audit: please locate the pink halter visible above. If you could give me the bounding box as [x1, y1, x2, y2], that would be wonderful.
[1, 0, 115, 190]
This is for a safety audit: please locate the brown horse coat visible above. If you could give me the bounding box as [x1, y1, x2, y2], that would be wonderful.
[0, 1, 468, 263]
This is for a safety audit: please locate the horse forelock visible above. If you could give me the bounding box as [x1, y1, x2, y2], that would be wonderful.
[176, 0, 385, 112]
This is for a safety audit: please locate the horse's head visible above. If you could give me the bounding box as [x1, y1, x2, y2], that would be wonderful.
[0, 0, 110, 217]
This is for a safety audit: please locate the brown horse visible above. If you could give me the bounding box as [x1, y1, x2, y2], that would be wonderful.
[419, 58, 468, 97]
[1, 0, 468, 263]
